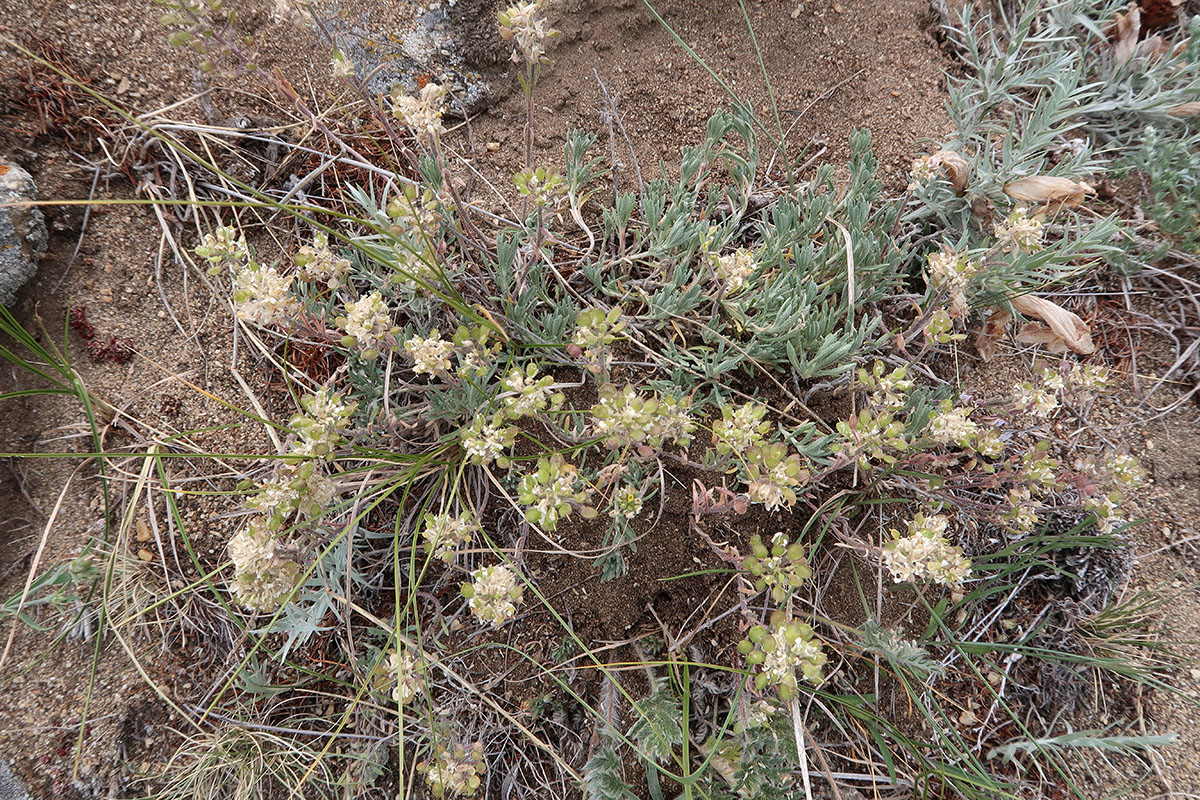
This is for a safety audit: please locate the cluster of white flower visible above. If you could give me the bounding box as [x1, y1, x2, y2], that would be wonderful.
[715, 248, 757, 295]
[610, 485, 643, 519]
[233, 263, 298, 326]
[1020, 447, 1060, 494]
[858, 362, 914, 410]
[743, 532, 811, 603]
[387, 187, 443, 234]
[502, 365, 561, 418]
[590, 384, 695, 452]
[246, 461, 338, 529]
[739, 613, 826, 700]
[460, 415, 516, 466]
[881, 512, 972, 588]
[385, 647, 424, 704]
[835, 408, 909, 469]
[1083, 492, 1125, 534]
[194, 225, 248, 271]
[463, 564, 524, 627]
[339, 291, 394, 358]
[497, 1, 558, 64]
[419, 741, 485, 798]
[1012, 380, 1060, 417]
[421, 512, 479, 563]
[405, 330, 455, 375]
[928, 403, 979, 449]
[517, 455, 587, 531]
[330, 50, 355, 79]
[744, 443, 809, 511]
[296, 232, 352, 289]
[993, 207, 1045, 254]
[925, 250, 980, 318]
[1004, 486, 1041, 534]
[1105, 452, 1146, 491]
[392, 82, 448, 144]
[227, 517, 301, 611]
[290, 388, 356, 460]
[712, 401, 770, 455]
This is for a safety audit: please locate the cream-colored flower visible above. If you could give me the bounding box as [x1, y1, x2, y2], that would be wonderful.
[340, 291, 393, 357]
[881, 512, 971, 588]
[463, 564, 524, 627]
[233, 263, 298, 326]
[227, 517, 301, 611]
[393, 82, 448, 144]
[715, 248, 757, 294]
[405, 330, 454, 375]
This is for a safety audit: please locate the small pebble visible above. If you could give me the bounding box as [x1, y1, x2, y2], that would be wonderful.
[137, 548, 154, 562]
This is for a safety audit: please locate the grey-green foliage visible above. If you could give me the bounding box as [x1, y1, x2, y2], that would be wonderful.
[628, 677, 684, 764]
[1115, 125, 1200, 255]
[858, 619, 946, 683]
[583, 732, 639, 800]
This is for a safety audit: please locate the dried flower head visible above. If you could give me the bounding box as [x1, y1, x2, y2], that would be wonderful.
[419, 740, 486, 798]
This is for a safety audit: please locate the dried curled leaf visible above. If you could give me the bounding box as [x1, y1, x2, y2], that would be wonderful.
[1010, 294, 1095, 355]
[975, 309, 1012, 362]
[1004, 176, 1096, 209]
[1168, 102, 1200, 117]
[1108, 3, 1141, 67]
[930, 150, 970, 193]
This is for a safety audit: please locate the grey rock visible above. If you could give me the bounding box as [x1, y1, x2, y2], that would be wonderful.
[0, 161, 48, 307]
[0, 760, 32, 800]
[337, 0, 506, 116]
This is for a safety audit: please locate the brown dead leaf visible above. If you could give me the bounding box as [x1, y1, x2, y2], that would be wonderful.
[1168, 102, 1200, 117]
[1010, 294, 1095, 355]
[1003, 175, 1096, 210]
[930, 150, 970, 194]
[975, 308, 1012, 362]
[1108, 3, 1141, 67]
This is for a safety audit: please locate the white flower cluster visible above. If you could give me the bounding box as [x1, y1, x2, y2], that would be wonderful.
[715, 248, 757, 295]
[928, 404, 979, 449]
[227, 517, 301, 611]
[233, 263, 298, 327]
[993, 207, 1044, 254]
[460, 415, 516, 466]
[405, 330, 455, 375]
[421, 512, 479, 563]
[712, 401, 770, 455]
[740, 613, 827, 700]
[858, 362, 914, 410]
[498, 1, 558, 64]
[339, 291, 394, 358]
[502, 365, 560, 418]
[1020, 447, 1060, 494]
[291, 388, 356, 460]
[1004, 486, 1041, 534]
[385, 647, 424, 704]
[926, 250, 980, 318]
[882, 512, 972, 588]
[331, 50, 354, 79]
[590, 384, 695, 452]
[610, 485, 643, 519]
[1012, 380, 1060, 417]
[246, 461, 338, 529]
[392, 82, 448, 144]
[761, 625, 826, 690]
[296, 232, 352, 289]
[194, 225, 248, 270]
[463, 564, 524, 627]
[1105, 452, 1146, 491]
[517, 455, 586, 531]
[745, 443, 809, 511]
[388, 187, 443, 234]
[420, 741, 485, 798]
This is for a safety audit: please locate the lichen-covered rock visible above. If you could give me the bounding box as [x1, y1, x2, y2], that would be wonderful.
[0, 161, 47, 307]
